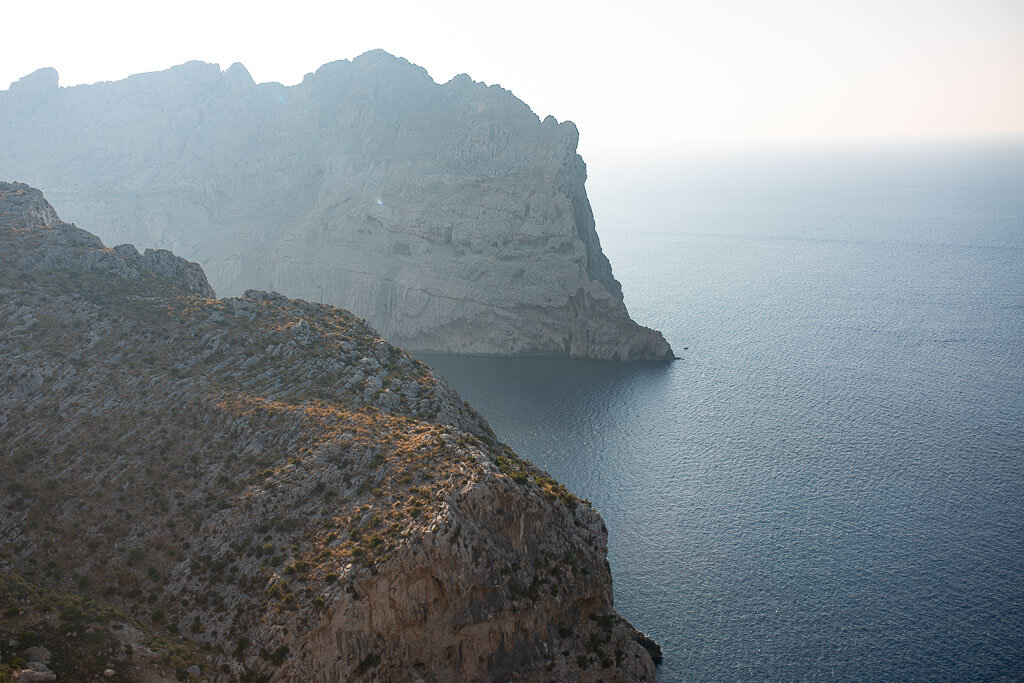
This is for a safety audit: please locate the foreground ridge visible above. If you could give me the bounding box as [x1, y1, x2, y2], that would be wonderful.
[0, 182, 659, 681]
[0, 53, 674, 361]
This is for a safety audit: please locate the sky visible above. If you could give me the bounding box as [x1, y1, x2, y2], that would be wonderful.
[2, 0, 1022, 159]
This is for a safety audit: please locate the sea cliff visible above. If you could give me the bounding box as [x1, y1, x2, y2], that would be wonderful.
[0, 52, 673, 361]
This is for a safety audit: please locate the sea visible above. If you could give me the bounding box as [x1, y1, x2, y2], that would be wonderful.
[418, 143, 1024, 681]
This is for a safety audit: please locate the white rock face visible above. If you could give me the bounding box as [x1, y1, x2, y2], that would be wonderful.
[0, 51, 673, 360]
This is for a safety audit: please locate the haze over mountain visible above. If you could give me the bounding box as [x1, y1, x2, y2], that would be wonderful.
[0, 51, 673, 361]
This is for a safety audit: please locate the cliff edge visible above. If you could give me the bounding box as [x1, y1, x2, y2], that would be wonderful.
[0, 53, 673, 361]
[0, 182, 659, 680]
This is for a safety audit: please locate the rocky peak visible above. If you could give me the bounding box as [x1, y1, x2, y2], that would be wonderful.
[352, 48, 425, 71]
[0, 182, 60, 228]
[224, 61, 255, 88]
[6, 67, 58, 95]
[0, 181, 216, 297]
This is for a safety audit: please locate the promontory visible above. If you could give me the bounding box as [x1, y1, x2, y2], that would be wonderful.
[0, 51, 673, 361]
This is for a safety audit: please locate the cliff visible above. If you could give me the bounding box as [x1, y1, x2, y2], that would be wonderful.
[0, 182, 659, 681]
[0, 53, 673, 361]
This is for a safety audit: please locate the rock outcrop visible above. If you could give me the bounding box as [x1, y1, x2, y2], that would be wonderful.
[0, 53, 673, 361]
[0, 184, 215, 298]
[0, 182, 658, 680]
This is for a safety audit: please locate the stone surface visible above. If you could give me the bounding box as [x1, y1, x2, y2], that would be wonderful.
[0, 52, 673, 361]
[0, 183, 658, 680]
[21, 647, 51, 664]
[12, 669, 56, 682]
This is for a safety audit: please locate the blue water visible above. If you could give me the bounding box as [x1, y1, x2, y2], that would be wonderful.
[418, 144, 1024, 681]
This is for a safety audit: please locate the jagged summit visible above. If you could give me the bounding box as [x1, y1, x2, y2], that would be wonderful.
[1, 55, 674, 360]
[0, 184, 658, 680]
[346, 48, 432, 75]
[0, 182, 215, 297]
[7, 67, 58, 93]
[0, 181, 60, 227]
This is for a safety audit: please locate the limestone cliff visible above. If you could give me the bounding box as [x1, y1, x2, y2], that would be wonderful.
[0, 52, 673, 361]
[0, 183, 659, 681]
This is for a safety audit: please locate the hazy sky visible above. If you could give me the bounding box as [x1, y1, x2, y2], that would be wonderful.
[2, 0, 1022, 158]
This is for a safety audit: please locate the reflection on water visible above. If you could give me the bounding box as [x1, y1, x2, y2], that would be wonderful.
[416, 354, 674, 454]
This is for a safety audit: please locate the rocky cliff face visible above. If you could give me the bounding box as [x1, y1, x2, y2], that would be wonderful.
[0, 183, 658, 681]
[0, 52, 673, 361]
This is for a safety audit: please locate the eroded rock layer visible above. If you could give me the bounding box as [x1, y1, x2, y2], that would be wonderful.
[0, 182, 658, 681]
[0, 53, 673, 360]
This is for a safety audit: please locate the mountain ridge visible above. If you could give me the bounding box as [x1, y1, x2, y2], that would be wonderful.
[0, 182, 659, 680]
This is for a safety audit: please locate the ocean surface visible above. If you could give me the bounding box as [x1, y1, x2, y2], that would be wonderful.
[418, 144, 1024, 681]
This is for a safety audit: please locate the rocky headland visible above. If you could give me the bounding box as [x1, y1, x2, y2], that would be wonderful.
[0, 52, 673, 361]
[0, 182, 659, 681]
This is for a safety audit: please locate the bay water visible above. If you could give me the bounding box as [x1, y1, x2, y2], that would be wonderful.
[418, 143, 1024, 681]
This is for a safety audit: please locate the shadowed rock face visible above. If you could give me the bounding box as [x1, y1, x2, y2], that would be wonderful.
[0, 183, 658, 681]
[0, 51, 674, 360]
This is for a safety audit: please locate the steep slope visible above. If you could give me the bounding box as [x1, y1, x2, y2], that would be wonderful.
[0, 182, 659, 681]
[0, 53, 673, 361]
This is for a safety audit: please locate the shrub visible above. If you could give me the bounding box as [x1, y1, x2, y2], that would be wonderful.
[259, 645, 289, 666]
